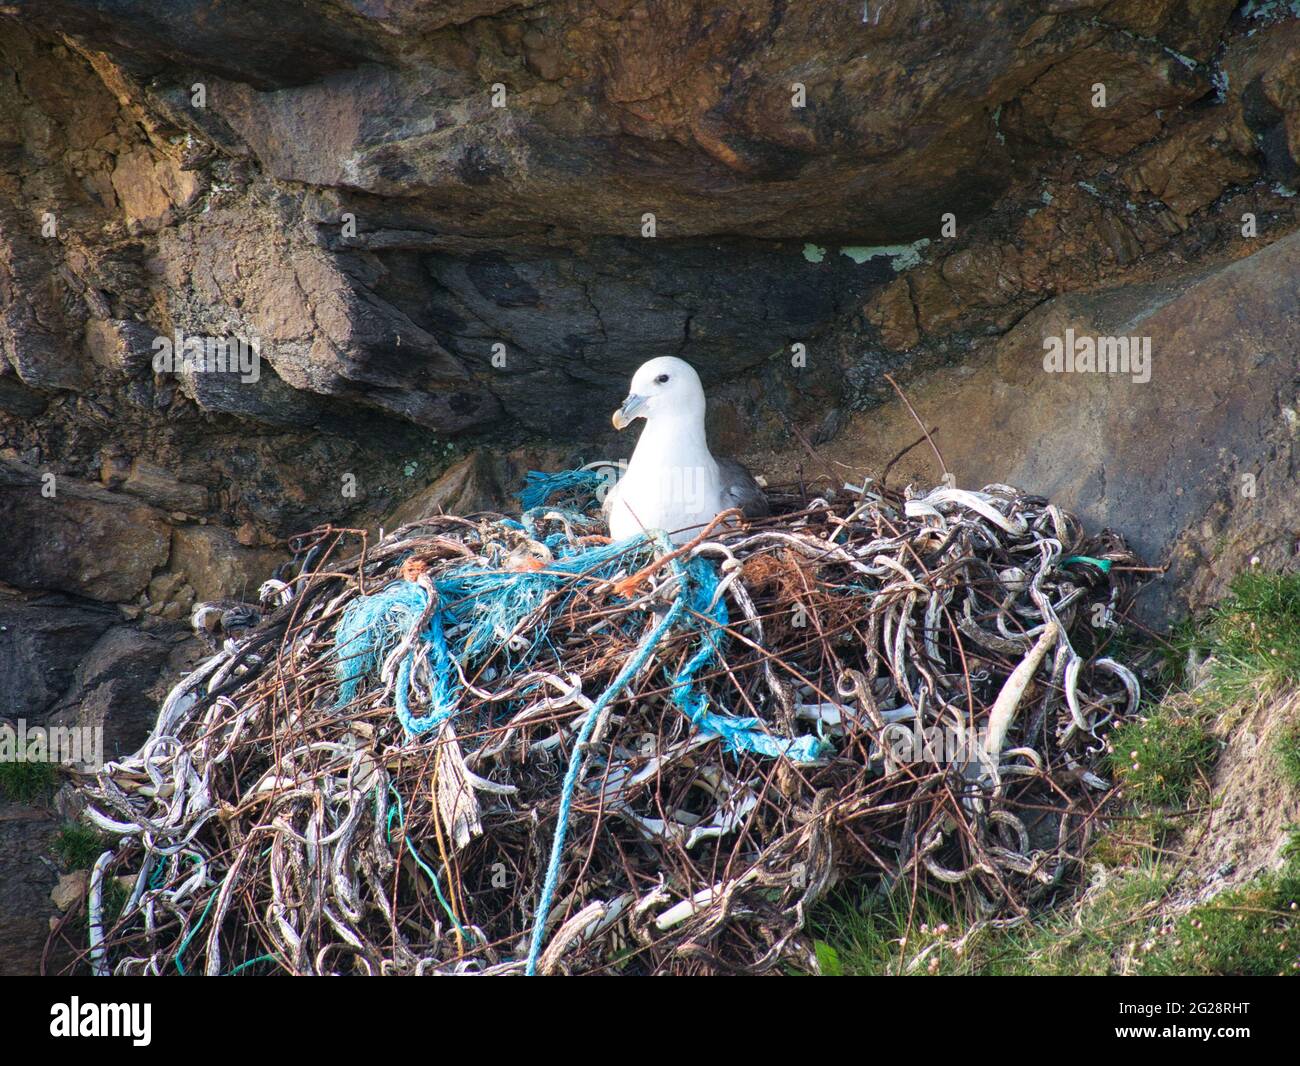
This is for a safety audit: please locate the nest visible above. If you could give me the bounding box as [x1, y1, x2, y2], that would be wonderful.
[64, 476, 1146, 976]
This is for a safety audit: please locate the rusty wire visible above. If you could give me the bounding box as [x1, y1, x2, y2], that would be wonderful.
[63, 478, 1145, 976]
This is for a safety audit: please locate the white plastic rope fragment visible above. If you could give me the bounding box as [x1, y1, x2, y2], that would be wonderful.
[980, 620, 1061, 777]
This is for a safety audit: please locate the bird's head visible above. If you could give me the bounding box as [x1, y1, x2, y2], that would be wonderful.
[612, 356, 705, 430]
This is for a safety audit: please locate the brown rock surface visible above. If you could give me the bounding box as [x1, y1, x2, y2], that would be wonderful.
[384, 449, 511, 528]
[0, 460, 170, 603]
[169, 525, 284, 603]
[48, 625, 173, 761]
[779, 228, 1300, 622]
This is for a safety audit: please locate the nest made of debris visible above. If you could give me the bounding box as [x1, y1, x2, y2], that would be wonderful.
[62, 474, 1147, 976]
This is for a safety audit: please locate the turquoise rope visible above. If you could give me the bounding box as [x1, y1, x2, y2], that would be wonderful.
[1062, 555, 1112, 573]
[524, 590, 686, 975]
[227, 953, 277, 975]
[386, 785, 474, 945]
[173, 888, 217, 976]
[524, 549, 828, 973]
[518, 468, 604, 510]
[403, 835, 474, 946]
[328, 480, 832, 972]
[334, 537, 648, 735]
[665, 553, 826, 762]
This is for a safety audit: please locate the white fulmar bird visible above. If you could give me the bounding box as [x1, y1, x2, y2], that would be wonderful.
[604, 356, 769, 544]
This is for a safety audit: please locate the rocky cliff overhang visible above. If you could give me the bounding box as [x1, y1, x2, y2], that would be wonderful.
[11, 1, 1292, 442]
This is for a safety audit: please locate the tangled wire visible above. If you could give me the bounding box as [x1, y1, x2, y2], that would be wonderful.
[64, 473, 1145, 976]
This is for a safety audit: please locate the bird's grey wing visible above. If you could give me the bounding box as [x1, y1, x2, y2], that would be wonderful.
[717, 458, 770, 519]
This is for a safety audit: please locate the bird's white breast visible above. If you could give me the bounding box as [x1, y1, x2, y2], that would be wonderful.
[608, 453, 724, 544]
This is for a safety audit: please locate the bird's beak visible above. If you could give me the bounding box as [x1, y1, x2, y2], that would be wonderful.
[612, 393, 646, 430]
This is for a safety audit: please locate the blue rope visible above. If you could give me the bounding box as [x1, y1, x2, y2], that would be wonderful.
[327, 473, 832, 972]
[524, 591, 687, 975]
[334, 536, 648, 735]
[524, 549, 827, 974]
[665, 553, 826, 763]
[518, 468, 605, 510]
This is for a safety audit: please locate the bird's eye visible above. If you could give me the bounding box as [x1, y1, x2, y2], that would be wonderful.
[655, 373, 669, 384]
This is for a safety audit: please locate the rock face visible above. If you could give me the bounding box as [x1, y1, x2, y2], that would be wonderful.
[1, 0, 1299, 973]
[0, 805, 61, 975]
[47, 625, 173, 761]
[0, 591, 116, 719]
[794, 229, 1300, 622]
[0, 460, 170, 603]
[0, 0, 1274, 447]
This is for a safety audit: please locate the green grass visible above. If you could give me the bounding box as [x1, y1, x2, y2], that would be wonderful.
[1184, 570, 1300, 697]
[1137, 859, 1300, 976]
[992, 865, 1169, 976]
[0, 760, 57, 803]
[53, 822, 111, 870]
[1107, 571, 1300, 807]
[810, 887, 979, 976]
[1107, 702, 1218, 807]
[815, 842, 1300, 976]
[811, 864, 1172, 976]
[1088, 809, 1181, 868]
